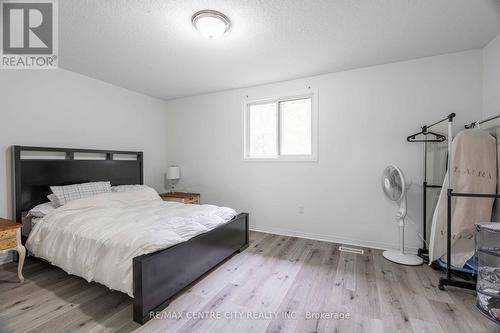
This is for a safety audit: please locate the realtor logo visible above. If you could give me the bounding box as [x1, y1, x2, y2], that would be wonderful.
[1, 0, 58, 69]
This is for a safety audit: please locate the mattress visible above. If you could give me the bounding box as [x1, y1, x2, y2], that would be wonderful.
[26, 188, 236, 296]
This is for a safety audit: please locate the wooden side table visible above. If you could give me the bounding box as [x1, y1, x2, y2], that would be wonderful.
[160, 192, 200, 204]
[0, 218, 26, 282]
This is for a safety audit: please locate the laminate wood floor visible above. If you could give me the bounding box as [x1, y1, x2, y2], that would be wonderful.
[0, 231, 497, 333]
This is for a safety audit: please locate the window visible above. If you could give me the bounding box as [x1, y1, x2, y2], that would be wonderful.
[248, 102, 277, 157]
[244, 91, 317, 161]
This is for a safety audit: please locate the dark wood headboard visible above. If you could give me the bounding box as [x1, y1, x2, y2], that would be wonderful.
[12, 146, 143, 224]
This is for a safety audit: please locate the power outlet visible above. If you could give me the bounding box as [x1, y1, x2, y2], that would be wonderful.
[298, 205, 304, 214]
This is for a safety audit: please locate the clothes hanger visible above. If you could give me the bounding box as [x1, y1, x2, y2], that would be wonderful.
[406, 125, 446, 143]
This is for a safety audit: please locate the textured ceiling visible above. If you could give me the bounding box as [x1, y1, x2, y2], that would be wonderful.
[59, 0, 500, 100]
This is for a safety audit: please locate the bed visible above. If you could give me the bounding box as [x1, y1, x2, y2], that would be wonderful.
[12, 145, 249, 324]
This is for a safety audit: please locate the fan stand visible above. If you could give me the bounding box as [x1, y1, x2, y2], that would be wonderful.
[383, 199, 423, 266]
[383, 251, 424, 266]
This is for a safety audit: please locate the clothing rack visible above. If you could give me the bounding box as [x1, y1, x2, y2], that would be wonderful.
[411, 113, 476, 289]
[439, 113, 500, 291]
[410, 113, 474, 290]
[411, 113, 454, 259]
[412, 112, 500, 291]
[408, 114, 452, 259]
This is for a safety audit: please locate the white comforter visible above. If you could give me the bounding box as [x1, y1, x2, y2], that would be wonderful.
[26, 188, 237, 296]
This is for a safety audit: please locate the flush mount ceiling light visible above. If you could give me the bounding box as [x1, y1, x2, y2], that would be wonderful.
[192, 10, 230, 40]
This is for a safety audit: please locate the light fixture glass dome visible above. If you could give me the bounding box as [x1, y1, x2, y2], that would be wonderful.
[192, 10, 230, 40]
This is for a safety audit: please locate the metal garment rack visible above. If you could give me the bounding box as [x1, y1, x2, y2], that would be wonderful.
[438, 113, 500, 291]
[407, 113, 475, 289]
[409, 113, 455, 263]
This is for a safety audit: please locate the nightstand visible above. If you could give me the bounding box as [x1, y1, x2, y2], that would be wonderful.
[0, 218, 25, 282]
[160, 192, 200, 204]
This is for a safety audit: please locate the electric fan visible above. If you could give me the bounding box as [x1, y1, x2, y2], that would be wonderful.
[381, 165, 423, 266]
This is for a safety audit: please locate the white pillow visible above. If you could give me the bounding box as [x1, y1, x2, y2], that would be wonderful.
[47, 193, 62, 207]
[28, 202, 56, 217]
[31, 217, 44, 227]
[50, 181, 111, 205]
[111, 185, 150, 193]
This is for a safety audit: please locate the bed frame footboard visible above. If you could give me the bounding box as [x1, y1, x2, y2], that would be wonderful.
[132, 213, 249, 324]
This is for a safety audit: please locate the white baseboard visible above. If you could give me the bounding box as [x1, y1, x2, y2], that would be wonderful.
[0, 252, 13, 265]
[249, 225, 419, 255]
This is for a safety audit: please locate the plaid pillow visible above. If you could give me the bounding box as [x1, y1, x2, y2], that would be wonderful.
[50, 181, 111, 205]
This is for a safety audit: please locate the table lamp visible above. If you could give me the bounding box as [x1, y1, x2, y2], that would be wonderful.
[166, 166, 180, 193]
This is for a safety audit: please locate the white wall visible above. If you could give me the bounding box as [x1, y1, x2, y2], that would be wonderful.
[165, 50, 483, 252]
[483, 33, 500, 118]
[0, 69, 169, 262]
[482, 32, 500, 222]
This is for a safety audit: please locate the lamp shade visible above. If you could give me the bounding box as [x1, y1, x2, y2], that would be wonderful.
[166, 166, 180, 180]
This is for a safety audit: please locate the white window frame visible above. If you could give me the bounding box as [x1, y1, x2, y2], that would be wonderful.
[243, 89, 318, 162]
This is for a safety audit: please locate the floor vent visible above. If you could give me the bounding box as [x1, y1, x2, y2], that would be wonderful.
[339, 246, 364, 255]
